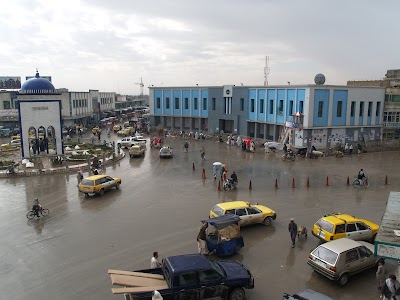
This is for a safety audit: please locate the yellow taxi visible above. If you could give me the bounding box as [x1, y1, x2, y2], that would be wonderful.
[117, 127, 134, 136]
[113, 124, 122, 132]
[78, 174, 121, 197]
[312, 213, 379, 242]
[210, 200, 277, 226]
[129, 145, 145, 157]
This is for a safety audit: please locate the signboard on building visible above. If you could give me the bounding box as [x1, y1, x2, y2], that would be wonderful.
[0, 77, 21, 89]
[26, 76, 52, 82]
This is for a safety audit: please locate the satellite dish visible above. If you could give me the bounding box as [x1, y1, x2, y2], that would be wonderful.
[314, 74, 326, 85]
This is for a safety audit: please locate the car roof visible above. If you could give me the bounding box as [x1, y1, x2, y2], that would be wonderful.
[165, 254, 211, 273]
[321, 213, 359, 224]
[215, 201, 250, 210]
[84, 175, 108, 180]
[317, 238, 363, 253]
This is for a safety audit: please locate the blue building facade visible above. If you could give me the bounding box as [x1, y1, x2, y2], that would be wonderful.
[149, 84, 385, 148]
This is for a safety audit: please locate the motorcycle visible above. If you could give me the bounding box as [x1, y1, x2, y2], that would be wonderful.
[223, 178, 238, 191]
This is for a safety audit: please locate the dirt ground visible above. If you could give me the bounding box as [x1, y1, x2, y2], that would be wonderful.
[0, 135, 399, 300]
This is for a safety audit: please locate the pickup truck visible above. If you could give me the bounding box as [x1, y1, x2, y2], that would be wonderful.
[109, 254, 254, 300]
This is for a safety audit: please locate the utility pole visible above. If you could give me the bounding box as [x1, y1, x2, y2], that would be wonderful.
[264, 56, 270, 86]
[135, 77, 144, 96]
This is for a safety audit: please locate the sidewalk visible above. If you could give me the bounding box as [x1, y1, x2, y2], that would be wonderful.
[0, 152, 125, 178]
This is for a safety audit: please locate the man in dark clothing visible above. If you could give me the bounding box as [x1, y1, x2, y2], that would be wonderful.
[197, 222, 209, 255]
[288, 218, 298, 248]
[283, 143, 288, 153]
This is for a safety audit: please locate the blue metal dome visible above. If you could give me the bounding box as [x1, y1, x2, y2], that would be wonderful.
[20, 71, 55, 93]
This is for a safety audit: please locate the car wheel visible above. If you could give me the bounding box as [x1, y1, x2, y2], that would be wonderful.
[116, 183, 120, 189]
[338, 273, 349, 286]
[263, 216, 272, 226]
[99, 189, 105, 196]
[228, 288, 245, 300]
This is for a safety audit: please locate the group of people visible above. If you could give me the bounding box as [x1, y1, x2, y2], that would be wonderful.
[376, 258, 400, 299]
[344, 143, 364, 155]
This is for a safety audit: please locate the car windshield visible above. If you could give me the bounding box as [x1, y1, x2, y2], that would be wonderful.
[80, 179, 94, 186]
[209, 260, 226, 277]
[312, 246, 338, 265]
[211, 205, 224, 216]
[315, 219, 334, 233]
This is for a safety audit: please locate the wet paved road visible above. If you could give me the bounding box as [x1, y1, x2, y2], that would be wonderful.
[1, 136, 400, 300]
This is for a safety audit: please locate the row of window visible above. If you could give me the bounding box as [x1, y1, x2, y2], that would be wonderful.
[249, 99, 304, 115]
[73, 99, 88, 108]
[156, 97, 208, 110]
[100, 98, 113, 105]
[346, 101, 380, 118]
[383, 111, 400, 123]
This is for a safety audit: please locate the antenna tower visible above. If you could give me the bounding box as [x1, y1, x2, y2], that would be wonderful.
[264, 56, 270, 86]
[135, 77, 144, 95]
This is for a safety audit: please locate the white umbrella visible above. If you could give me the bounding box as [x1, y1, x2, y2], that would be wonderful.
[213, 162, 222, 166]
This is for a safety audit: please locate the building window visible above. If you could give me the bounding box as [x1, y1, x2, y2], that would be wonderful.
[279, 100, 283, 115]
[73, 100, 76, 108]
[359, 102, 364, 117]
[299, 101, 303, 114]
[289, 100, 293, 115]
[79, 99, 82, 107]
[368, 101, 372, 117]
[3, 101, 10, 109]
[318, 101, 323, 118]
[260, 99, 264, 113]
[194, 98, 198, 110]
[350, 101, 355, 117]
[203, 98, 207, 110]
[185, 98, 189, 109]
[175, 98, 179, 109]
[376, 102, 381, 117]
[156, 97, 161, 109]
[212, 98, 216, 110]
[166, 97, 170, 109]
[240, 98, 244, 111]
[337, 101, 342, 117]
[85, 99, 87, 107]
[250, 99, 255, 112]
[269, 100, 274, 114]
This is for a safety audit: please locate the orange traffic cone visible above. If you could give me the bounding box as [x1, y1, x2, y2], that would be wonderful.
[306, 177, 310, 188]
[249, 180, 252, 190]
[292, 177, 295, 188]
[325, 176, 329, 186]
[202, 168, 206, 179]
[275, 178, 278, 189]
[346, 176, 350, 186]
[217, 180, 221, 191]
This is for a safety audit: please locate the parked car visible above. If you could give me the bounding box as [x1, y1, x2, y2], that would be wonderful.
[78, 175, 121, 196]
[312, 213, 379, 243]
[129, 145, 145, 157]
[210, 200, 277, 226]
[159, 145, 173, 158]
[307, 238, 378, 286]
[283, 289, 334, 300]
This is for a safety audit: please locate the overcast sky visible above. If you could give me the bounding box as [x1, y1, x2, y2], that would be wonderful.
[0, 0, 398, 95]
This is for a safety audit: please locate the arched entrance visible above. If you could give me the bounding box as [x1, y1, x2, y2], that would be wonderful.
[38, 126, 48, 153]
[28, 126, 38, 155]
[47, 126, 57, 154]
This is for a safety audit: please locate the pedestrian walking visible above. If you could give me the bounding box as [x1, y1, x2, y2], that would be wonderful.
[150, 251, 161, 269]
[288, 218, 298, 248]
[77, 168, 84, 184]
[381, 274, 400, 300]
[344, 143, 349, 154]
[184, 141, 189, 153]
[197, 222, 209, 255]
[376, 258, 386, 290]
[213, 164, 218, 179]
[349, 144, 353, 155]
[200, 146, 205, 160]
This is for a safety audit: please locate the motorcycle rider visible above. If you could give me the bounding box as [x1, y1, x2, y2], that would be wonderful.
[358, 169, 367, 185]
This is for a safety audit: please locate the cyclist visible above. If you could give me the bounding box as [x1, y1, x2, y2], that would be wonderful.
[358, 169, 367, 185]
[32, 198, 42, 217]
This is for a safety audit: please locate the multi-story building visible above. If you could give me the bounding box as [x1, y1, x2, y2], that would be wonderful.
[149, 83, 385, 149]
[348, 69, 400, 140]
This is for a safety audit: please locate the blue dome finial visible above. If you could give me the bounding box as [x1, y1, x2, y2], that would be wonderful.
[35, 69, 40, 78]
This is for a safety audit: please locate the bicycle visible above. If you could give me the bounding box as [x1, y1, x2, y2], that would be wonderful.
[26, 207, 49, 220]
[352, 176, 370, 188]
